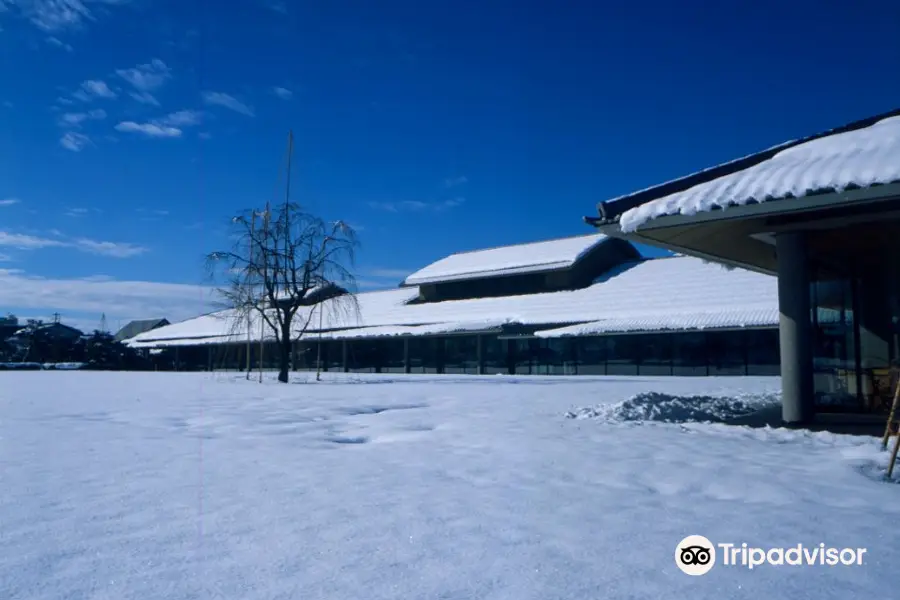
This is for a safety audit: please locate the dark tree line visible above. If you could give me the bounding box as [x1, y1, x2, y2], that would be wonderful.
[0, 319, 154, 370]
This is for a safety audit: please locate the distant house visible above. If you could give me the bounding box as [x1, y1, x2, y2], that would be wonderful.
[114, 318, 170, 343]
[14, 322, 84, 341]
[0, 315, 19, 342]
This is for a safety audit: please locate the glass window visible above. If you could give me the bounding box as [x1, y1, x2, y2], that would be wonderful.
[293, 341, 318, 370]
[811, 274, 861, 412]
[576, 337, 607, 375]
[408, 337, 441, 373]
[607, 335, 639, 375]
[482, 336, 508, 374]
[706, 331, 746, 375]
[538, 338, 574, 375]
[383, 339, 406, 373]
[511, 339, 534, 374]
[637, 333, 672, 375]
[323, 340, 344, 371]
[444, 336, 478, 374]
[672, 332, 708, 376]
[746, 329, 780, 376]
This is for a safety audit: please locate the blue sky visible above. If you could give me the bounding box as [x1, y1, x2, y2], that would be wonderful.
[1, 0, 898, 333]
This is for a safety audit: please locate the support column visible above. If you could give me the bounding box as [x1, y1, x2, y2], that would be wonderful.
[403, 339, 410, 374]
[341, 340, 348, 373]
[776, 232, 814, 424]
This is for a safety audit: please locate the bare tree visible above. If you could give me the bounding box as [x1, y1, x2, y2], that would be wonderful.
[207, 202, 359, 383]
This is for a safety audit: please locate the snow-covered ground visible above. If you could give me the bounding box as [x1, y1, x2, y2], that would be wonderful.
[1, 372, 897, 599]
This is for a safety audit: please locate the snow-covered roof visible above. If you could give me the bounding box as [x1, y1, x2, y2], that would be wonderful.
[618, 114, 900, 232]
[127, 255, 778, 347]
[402, 234, 610, 286]
[535, 308, 779, 338]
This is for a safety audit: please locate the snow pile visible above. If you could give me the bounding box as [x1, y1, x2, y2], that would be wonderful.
[43, 362, 87, 370]
[566, 390, 781, 423]
[0, 362, 87, 371]
[0, 362, 43, 370]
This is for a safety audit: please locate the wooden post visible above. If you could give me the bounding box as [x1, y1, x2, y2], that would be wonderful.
[888, 428, 900, 478]
[882, 370, 900, 450]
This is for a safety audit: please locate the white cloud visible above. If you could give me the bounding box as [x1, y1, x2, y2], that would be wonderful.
[367, 198, 465, 212]
[0, 230, 148, 257]
[72, 79, 116, 101]
[113, 110, 202, 140]
[115, 121, 182, 138]
[160, 109, 202, 127]
[4, 0, 132, 33]
[135, 208, 170, 222]
[0, 253, 12, 262]
[46, 35, 73, 51]
[65, 207, 89, 217]
[0, 198, 21, 206]
[201, 91, 254, 116]
[273, 86, 293, 100]
[0, 232, 68, 249]
[58, 108, 106, 127]
[72, 238, 147, 257]
[116, 58, 170, 92]
[129, 91, 160, 106]
[60, 131, 91, 151]
[0, 269, 216, 328]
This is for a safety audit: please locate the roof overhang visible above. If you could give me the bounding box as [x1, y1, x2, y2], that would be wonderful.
[589, 183, 900, 275]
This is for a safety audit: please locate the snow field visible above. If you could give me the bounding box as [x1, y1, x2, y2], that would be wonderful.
[0, 372, 897, 599]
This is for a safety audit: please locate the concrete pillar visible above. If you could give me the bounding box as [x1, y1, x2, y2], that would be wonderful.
[776, 232, 815, 424]
[341, 340, 348, 373]
[403, 339, 410, 374]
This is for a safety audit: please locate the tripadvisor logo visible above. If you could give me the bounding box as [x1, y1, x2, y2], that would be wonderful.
[674, 535, 867, 575]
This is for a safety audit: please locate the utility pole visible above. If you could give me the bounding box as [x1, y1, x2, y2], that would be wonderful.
[259, 201, 270, 384]
[284, 130, 293, 373]
[246, 211, 256, 380]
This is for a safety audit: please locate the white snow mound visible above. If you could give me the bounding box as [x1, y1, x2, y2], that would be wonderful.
[566, 391, 781, 423]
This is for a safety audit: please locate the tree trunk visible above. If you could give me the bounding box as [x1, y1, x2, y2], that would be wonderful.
[278, 337, 291, 383]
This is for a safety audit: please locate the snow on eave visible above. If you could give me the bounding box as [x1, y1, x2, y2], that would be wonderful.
[402, 233, 610, 286]
[310, 319, 512, 341]
[534, 307, 779, 337]
[618, 114, 900, 233]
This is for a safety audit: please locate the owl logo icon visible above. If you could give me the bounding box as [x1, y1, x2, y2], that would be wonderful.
[675, 535, 716, 576]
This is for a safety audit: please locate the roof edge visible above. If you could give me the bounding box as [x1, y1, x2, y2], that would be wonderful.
[589, 107, 900, 226]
